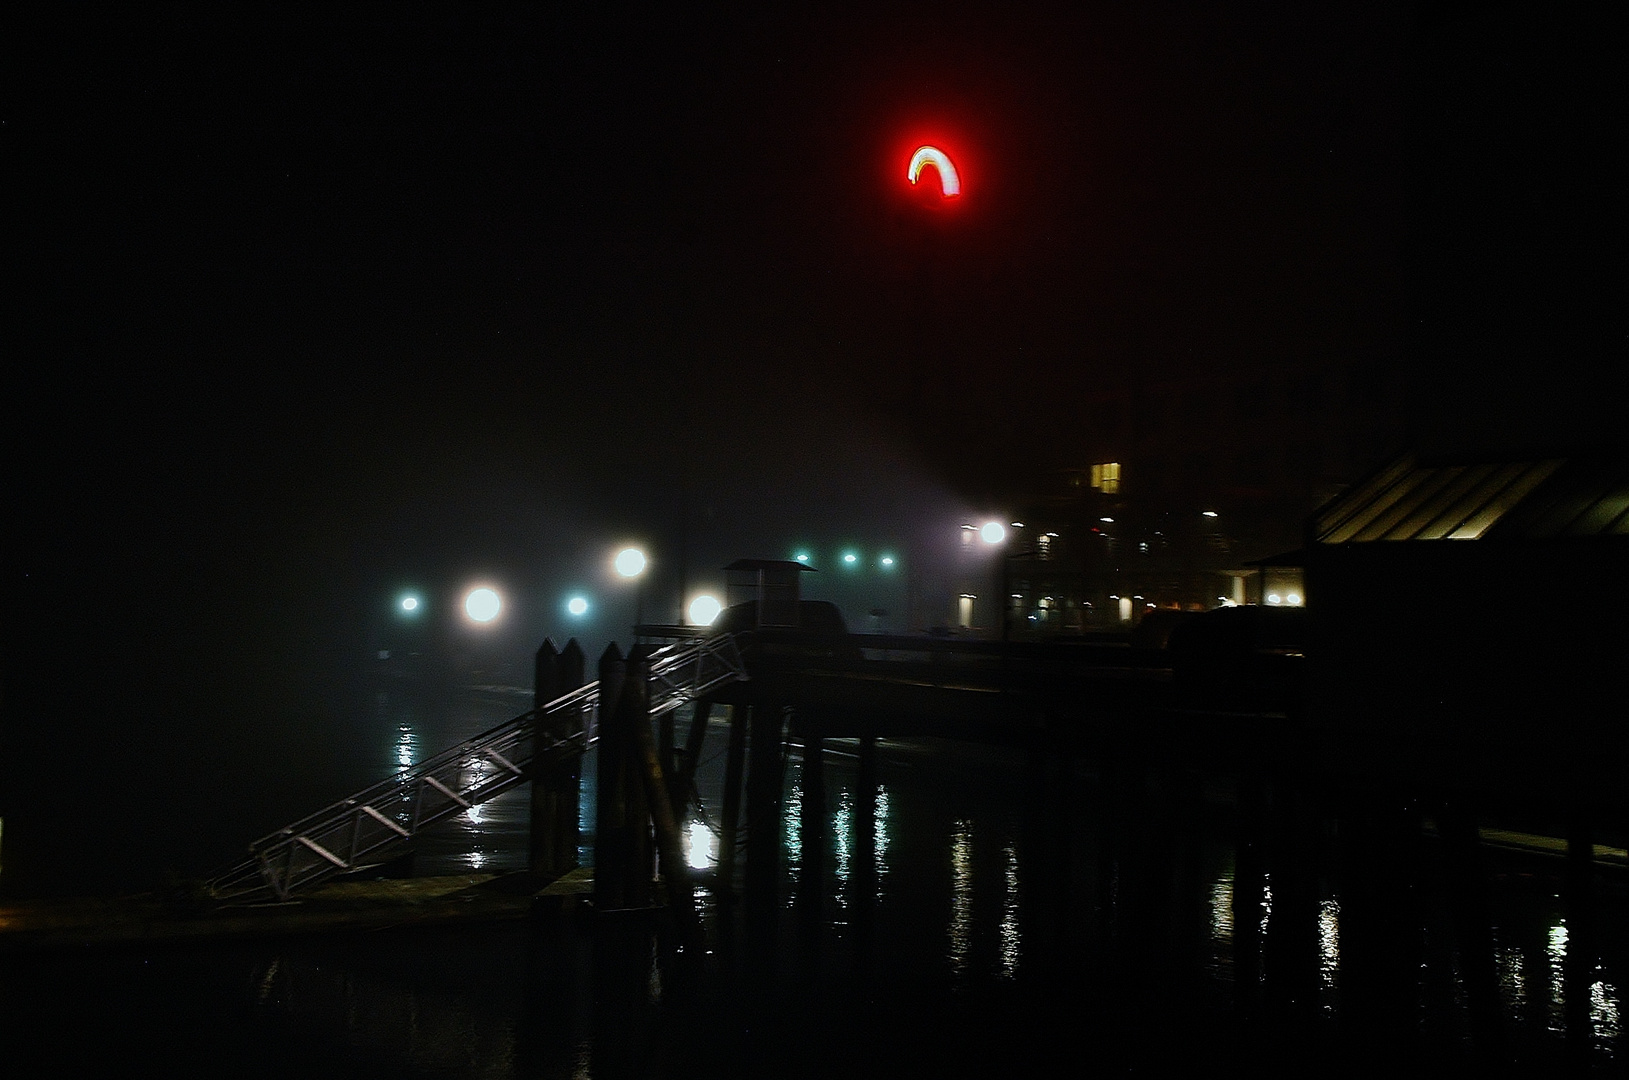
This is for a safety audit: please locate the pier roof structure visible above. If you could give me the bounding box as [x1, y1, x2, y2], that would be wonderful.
[1305, 449, 1629, 806]
[1311, 452, 1629, 544]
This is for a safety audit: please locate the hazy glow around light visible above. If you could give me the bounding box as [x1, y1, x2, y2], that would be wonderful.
[567, 596, 589, 617]
[688, 594, 722, 626]
[980, 522, 1006, 544]
[907, 145, 961, 197]
[614, 547, 646, 578]
[400, 595, 419, 612]
[465, 587, 501, 622]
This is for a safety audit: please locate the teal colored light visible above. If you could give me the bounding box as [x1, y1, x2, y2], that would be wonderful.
[794, 552, 811, 564]
[567, 596, 589, 617]
[842, 551, 858, 566]
[398, 593, 422, 615]
[879, 555, 896, 570]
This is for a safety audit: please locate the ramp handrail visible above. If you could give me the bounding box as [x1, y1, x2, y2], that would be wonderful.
[205, 634, 748, 904]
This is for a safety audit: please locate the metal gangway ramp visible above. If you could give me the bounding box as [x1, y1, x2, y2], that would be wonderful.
[206, 634, 749, 904]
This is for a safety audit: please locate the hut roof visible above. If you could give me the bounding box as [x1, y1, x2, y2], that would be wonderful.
[1311, 452, 1629, 543]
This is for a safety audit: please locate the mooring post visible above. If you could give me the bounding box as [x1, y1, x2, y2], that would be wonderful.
[659, 704, 677, 783]
[1232, 769, 1268, 1012]
[1439, 794, 1503, 1055]
[531, 638, 586, 877]
[1262, 774, 1320, 1016]
[1565, 804, 1597, 1069]
[852, 732, 879, 966]
[798, 712, 827, 923]
[673, 700, 713, 819]
[624, 648, 697, 937]
[595, 643, 652, 911]
[744, 704, 786, 903]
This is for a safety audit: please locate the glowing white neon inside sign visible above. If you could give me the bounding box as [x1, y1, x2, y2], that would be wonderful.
[907, 145, 961, 197]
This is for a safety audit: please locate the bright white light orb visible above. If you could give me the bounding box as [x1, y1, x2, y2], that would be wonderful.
[880, 555, 895, 568]
[843, 552, 858, 565]
[465, 587, 501, 622]
[686, 819, 715, 869]
[614, 547, 647, 578]
[567, 596, 589, 617]
[400, 596, 419, 612]
[980, 522, 1006, 544]
[688, 594, 723, 626]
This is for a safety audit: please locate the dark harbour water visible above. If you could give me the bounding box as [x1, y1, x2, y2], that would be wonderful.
[2, 680, 1626, 1078]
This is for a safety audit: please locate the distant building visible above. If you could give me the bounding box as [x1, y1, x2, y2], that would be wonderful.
[984, 358, 1405, 633]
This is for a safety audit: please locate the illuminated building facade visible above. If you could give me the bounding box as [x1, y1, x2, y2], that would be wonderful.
[988, 359, 1408, 633]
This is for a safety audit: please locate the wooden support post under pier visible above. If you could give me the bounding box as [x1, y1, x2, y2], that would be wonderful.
[851, 733, 879, 962]
[530, 638, 585, 878]
[798, 713, 827, 924]
[801, 713, 827, 892]
[594, 644, 652, 911]
[717, 705, 748, 896]
[745, 704, 786, 903]
[625, 649, 698, 937]
[674, 700, 713, 820]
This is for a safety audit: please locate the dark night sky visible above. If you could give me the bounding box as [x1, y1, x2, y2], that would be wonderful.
[3, 4, 1623, 749]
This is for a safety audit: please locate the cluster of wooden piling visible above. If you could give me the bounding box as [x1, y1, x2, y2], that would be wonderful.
[531, 638, 844, 930]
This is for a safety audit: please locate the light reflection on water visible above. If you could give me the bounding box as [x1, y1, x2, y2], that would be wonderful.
[947, 820, 973, 976]
[371, 686, 533, 878]
[790, 762, 891, 914]
[998, 842, 1020, 980]
[1318, 897, 1341, 1009]
[1550, 920, 1570, 1034]
[190, 691, 1628, 1072]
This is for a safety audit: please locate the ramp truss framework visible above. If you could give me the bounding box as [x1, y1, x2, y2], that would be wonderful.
[206, 634, 748, 904]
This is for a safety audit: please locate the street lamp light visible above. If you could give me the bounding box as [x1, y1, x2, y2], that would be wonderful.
[688, 594, 723, 627]
[614, 546, 649, 629]
[614, 547, 647, 579]
[464, 587, 501, 624]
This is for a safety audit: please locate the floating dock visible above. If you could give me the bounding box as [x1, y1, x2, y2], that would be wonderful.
[0, 867, 595, 953]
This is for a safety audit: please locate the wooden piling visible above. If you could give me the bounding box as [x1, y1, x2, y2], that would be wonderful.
[1439, 795, 1503, 1055]
[674, 700, 713, 819]
[851, 733, 879, 962]
[623, 649, 698, 937]
[1262, 774, 1320, 1015]
[1564, 805, 1597, 1068]
[530, 638, 585, 877]
[744, 704, 786, 903]
[594, 643, 653, 911]
[716, 705, 748, 895]
[798, 713, 827, 916]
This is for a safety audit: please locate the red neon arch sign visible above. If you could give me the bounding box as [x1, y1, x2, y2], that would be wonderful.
[907, 145, 961, 198]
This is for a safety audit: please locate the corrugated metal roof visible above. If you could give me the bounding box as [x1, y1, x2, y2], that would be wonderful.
[1308, 454, 1629, 543]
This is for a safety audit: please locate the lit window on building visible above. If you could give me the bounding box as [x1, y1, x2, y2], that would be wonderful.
[1091, 462, 1121, 494]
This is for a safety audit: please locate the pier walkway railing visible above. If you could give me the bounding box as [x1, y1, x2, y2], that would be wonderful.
[205, 634, 749, 904]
